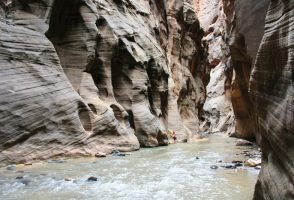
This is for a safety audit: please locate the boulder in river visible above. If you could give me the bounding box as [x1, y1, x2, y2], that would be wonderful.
[245, 159, 261, 167]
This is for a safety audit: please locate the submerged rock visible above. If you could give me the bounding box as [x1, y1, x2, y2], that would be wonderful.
[19, 179, 31, 186]
[112, 150, 126, 157]
[6, 165, 16, 171]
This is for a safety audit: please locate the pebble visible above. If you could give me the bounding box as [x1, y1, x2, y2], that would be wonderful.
[234, 163, 243, 167]
[210, 165, 218, 169]
[222, 165, 236, 169]
[112, 150, 126, 157]
[95, 152, 106, 158]
[255, 166, 261, 170]
[64, 178, 74, 181]
[87, 176, 98, 182]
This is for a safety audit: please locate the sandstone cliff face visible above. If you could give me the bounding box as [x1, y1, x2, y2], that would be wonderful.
[0, 0, 140, 165]
[194, 0, 264, 140]
[249, 0, 294, 199]
[0, 0, 207, 164]
[194, 0, 237, 136]
[234, 0, 270, 64]
[166, 0, 206, 140]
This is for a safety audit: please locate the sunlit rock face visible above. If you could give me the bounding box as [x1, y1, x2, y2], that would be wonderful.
[249, 0, 294, 199]
[194, 0, 268, 140]
[194, 0, 236, 136]
[0, 0, 207, 164]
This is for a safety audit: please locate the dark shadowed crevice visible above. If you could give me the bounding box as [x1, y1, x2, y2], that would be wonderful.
[110, 104, 124, 124]
[88, 104, 97, 114]
[127, 110, 136, 130]
[78, 102, 92, 132]
[46, 0, 84, 38]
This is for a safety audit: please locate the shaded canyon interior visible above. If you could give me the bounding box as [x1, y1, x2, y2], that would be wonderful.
[0, 0, 293, 199]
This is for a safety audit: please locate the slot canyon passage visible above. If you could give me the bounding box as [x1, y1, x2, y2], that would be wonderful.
[0, 0, 293, 199]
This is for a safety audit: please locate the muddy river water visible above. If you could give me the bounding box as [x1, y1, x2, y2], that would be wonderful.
[0, 135, 259, 200]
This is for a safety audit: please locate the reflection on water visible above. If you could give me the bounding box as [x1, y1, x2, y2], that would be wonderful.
[0, 135, 259, 200]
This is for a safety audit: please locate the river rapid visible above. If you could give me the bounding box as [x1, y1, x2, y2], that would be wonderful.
[0, 135, 259, 200]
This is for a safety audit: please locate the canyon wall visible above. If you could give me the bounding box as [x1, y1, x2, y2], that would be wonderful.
[194, 0, 256, 140]
[194, 0, 235, 136]
[0, 0, 207, 164]
[248, 0, 294, 199]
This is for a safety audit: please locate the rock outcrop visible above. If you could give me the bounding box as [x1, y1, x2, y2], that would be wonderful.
[249, 0, 294, 199]
[194, 0, 266, 140]
[0, 0, 140, 165]
[0, 0, 207, 164]
[194, 0, 242, 137]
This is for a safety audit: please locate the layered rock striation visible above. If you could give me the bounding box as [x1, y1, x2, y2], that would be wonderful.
[0, 0, 140, 165]
[0, 0, 207, 164]
[249, 0, 294, 199]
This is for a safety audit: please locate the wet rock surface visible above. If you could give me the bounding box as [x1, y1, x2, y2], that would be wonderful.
[87, 176, 98, 182]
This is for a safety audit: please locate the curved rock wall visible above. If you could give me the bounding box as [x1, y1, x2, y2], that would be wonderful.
[195, 0, 263, 140]
[249, 0, 294, 199]
[0, 0, 207, 164]
[0, 0, 140, 165]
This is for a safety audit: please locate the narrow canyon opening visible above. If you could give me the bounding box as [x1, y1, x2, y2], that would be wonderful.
[0, 0, 293, 200]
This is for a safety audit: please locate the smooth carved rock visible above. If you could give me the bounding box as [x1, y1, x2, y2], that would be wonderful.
[195, 0, 236, 136]
[249, 0, 294, 199]
[0, 0, 208, 164]
[234, 0, 270, 64]
[166, 0, 206, 141]
[229, 34, 255, 140]
[0, 0, 139, 165]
